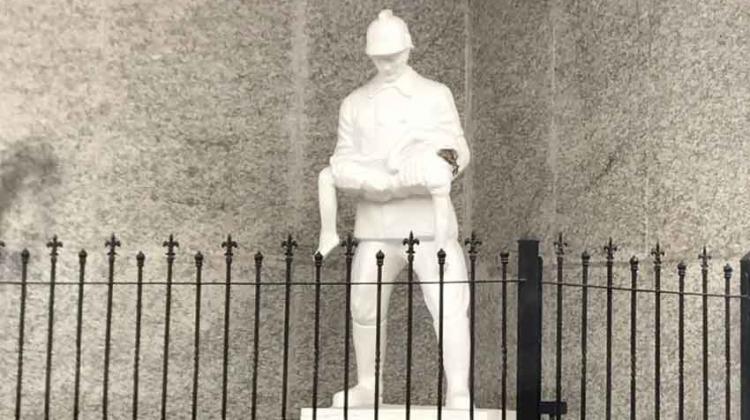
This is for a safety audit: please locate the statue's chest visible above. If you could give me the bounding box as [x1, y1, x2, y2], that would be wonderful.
[353, 92, 433, 157]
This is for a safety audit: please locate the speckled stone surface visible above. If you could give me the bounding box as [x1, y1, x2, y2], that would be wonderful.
[2, 0, 749, 418]
[471, 0, 749, 418]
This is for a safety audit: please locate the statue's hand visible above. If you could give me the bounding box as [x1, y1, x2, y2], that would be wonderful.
[361, 173, 395, 202]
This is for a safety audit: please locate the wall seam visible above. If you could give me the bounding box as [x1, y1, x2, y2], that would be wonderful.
[462, 0, 474, 237]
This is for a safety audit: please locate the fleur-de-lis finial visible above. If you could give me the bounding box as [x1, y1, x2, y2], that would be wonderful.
[650, 241, 664, 265]
[698, 246, 711, 269]
[162, 234, 179, 258]
[603, 237, 618, 261]
[723, 264, 733, 281]
[46, 235, 63, 257]
[222, 234, 239, 257]
[105, 233, 121, 257]
[282, 234, 298, 257]
[554, 232, 568, 256]
[403, 231, 420, 257]
[464, 231, 481, 258]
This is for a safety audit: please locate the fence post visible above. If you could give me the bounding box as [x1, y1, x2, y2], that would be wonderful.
[742, 253, 750, 420]
[517, 239, 542, 419]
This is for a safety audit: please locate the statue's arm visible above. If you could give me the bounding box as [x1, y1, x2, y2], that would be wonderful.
[435, 85, 470, 175]
[329, 96, 394, 200]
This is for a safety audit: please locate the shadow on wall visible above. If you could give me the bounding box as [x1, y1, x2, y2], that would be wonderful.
[0, 137, 60, 246]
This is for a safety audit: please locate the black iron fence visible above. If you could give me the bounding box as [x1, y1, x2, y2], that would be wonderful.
[0, 233, 748, 419]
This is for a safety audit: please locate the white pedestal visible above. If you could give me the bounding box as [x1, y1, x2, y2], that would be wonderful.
[300, 405, 516, 420]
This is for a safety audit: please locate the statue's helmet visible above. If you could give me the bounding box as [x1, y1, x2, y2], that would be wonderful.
[366, 9, 414, 56]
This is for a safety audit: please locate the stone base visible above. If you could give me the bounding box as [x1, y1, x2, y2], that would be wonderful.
[300, 405, 516, 420]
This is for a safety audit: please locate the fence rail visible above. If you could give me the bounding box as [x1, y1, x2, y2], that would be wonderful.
[0, 234, 748, 419]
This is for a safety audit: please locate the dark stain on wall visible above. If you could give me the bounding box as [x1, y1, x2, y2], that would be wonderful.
[0, 137, 60, 227]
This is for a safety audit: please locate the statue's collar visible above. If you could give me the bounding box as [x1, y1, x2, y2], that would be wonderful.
[366, 66, 417, 99]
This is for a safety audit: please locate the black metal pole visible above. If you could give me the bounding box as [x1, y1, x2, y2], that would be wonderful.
[699, 247, 710, 420]
[678, 261, 686, 420]
[604, 238, 617, 420]
[437, 249, 446, 420]
[342, 234, 357, 420]
[465, 232, 481, 420]
[553, 234, 566, 420]
[74, 250, 87, 420]
[191, 252, 204, 420]
[281, 234, 297, 420]
[500, 251, 510, 420]
[44, 235, 62, 420]
[221, 235, 238, 420]
[629, 256, 639, 420]
[404, 231, 420, 420]
[103, 234, 120, 420]
[132, 251, 145, 420]
[652, 242, 664, 420]
[724, 264, 732, 420]
[374, 250, 384, 420]
[516, 239, 541, 420]
[740, 252, 750, 420]
[313, 252, 323, 420]
[15, 249, 29, 420]
[580, 251, 590, 420]
[161, 234, 178, 420]
[251, 252, 263, 420]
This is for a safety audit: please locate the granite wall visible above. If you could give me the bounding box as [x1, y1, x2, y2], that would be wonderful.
[0, 0, 748, 418]
[0, 0, 470, 418]
[472, 0, 749, 418]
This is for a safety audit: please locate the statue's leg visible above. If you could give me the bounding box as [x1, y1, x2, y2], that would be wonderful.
[413, 239, 472, 409]
[331, 240, 406, 407]
[316, 166, 341, 258]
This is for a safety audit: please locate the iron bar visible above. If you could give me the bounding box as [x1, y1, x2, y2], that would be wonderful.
[73, 250, 86, 419]
[44, 235, 62, 420]
[553, 234, 566, 420]
[312, 252, 323, 420]
[374, 250, 384, 420]
[724, 264, 732, 420]
[678, 261, 686, 420]
[465, 231, 481, 420]
[160, 235, 178, 420]
[500, 251, 509, 420]
[221, 235, 238, 419]
[629, 256, 639, 420]
[580, 251, 590, 420]
[281, 234, 297, 420]
[15, 249, 29, 420]
[699, 248, 710, 420]
[132, 252, 145, 420]
[191, 252, 203, 420]
[342, 234, 357, 420]
[404, 231, 419, 420]
[604, 238, 617, 420]
[103, 234, 120, 419]
[652, 242, 664, 420]
[437, 249, 446, 420]
[251, 252, 263, 420]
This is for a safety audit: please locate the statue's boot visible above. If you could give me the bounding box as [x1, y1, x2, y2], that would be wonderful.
[332, 321, 386, 407]
[435, 313, 474, 410]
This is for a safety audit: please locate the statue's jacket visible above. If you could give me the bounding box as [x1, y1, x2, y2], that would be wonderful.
[329, 66, 470, 241]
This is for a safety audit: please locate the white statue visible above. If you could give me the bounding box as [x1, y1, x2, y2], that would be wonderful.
[316, 9, 473, 409]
